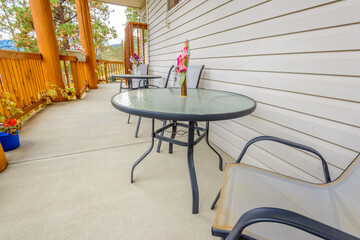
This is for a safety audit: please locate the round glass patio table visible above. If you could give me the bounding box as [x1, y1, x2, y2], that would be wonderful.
[112, 74, 162, 92]
[111, 88, 256, 121]
[111, 88, 256, 214]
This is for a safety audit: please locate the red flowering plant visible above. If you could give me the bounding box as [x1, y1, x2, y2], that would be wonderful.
[0, 92, 22, 135]
[0, 119, 21, 135]
[176, 40, 190, 86]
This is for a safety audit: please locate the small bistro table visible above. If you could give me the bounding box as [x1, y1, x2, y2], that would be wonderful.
[111, 88, 256, 214]
[112, 74, 162, 92]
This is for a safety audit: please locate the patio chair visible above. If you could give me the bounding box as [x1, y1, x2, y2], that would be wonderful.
[211, 136, 360, 240]
[134, 65, 174, 138]
[155, 65, 203, 151]
[155, 65, 223, 171]
[121, 64, 148, 124]
[119, 64, 149, 92]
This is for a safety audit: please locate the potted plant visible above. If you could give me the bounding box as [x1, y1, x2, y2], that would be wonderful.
[0, 118, 21, 151]
[0, 92, 23, 151]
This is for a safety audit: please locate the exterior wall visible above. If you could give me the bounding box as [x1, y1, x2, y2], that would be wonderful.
[145, 0, 360, 182]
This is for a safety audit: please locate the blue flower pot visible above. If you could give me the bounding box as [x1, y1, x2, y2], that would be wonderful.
[0, 131, 20, 151]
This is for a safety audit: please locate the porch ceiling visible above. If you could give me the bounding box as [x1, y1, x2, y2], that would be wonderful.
[95, 0, 145, 8]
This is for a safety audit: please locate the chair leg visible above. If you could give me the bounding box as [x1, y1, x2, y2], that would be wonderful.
[127, 114, 131, 124]
[211, 190, 221, 210]
[194, 121, 200, 136]
[206, 121, 223, 171]
[169, 121, 177, 154]
[156, 120, 167, 153]
[135, 116, 141, 138]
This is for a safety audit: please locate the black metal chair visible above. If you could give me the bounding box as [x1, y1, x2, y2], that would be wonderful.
[155, 65, 203, 151]
[224, 207, 360, 240]
[119, 64, 148, 93]
[212, 136, 360, 240]
[120, 64, 148, 125]
[133, 65, 174, 138]
[155, 65, 223, 171]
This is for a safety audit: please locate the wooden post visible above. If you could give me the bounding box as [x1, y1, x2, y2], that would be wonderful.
[75, 0, 98, 89]
[0, 144, 7, 173]
[104, 63, 108, 82]
[29, 0, 66, 101]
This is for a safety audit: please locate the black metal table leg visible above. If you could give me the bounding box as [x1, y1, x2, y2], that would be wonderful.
[135, 116, 141, 138]
[131, 118, 155, 183]
[205, 121, 223, 171]
[169, 121, 177, 154]
[187, 121, 199, 214]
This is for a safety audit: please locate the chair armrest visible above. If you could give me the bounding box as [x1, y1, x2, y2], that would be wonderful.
[226, 207, 359, 240]
[236, 136, 331, 183]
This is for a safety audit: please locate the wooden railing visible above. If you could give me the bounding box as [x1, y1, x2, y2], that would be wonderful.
[96, 60, 125, 82]
[59, 55, 88, 98]
[0, 49, 89, 119]
[0, 49, 46, 117]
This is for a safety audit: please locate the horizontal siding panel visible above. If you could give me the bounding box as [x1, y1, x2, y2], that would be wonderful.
[210, 121, 337, 182]
[148, 2, 166, 27]
[187, 51, 360, 76]
[146, 0, 360, 180]
[201, 79, 360, 128]
[149, 0, 207, 35]
[201, 70, 360, 102]
[150, 24, 360, 60]
[150, 0, 338, 50]
[149, 0, 238, 41]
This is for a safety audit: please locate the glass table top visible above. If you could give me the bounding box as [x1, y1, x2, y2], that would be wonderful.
[111, 88, 256, 121]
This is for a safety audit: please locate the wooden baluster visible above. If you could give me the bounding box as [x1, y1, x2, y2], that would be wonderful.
[63, 60, 70, 86]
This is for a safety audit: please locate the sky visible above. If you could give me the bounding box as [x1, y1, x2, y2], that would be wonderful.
[107, 4, 128, 45]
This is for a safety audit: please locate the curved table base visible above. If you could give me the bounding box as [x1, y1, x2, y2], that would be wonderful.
[131, 120, 222, 214]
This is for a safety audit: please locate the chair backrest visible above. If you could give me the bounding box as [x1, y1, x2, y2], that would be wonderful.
[173, 65, 204, 89]
[164, 65, 174, 88]
[131, 64, 148, 88]
[132, 64, 148, 75]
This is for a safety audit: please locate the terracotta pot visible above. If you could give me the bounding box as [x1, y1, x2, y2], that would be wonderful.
[0, 144, 7, 173]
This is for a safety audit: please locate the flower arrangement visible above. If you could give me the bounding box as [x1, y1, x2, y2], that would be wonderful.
[130, 53, 143, 68]
[176, 40, 190, 87]
[0, 119, 21, 135]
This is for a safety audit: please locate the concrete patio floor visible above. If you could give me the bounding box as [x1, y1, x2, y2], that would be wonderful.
[0, 83, 234, 240]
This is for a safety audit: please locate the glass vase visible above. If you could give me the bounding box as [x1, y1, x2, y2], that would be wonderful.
[181, 77, 187, 97]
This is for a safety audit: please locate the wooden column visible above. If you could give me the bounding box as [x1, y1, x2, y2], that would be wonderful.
[29, 0, 65, 101]
[75, 0, 98, 89]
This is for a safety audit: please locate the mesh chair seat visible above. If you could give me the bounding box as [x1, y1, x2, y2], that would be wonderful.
[213, 155, 360, 240]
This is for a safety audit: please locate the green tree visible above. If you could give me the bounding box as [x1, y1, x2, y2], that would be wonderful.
[0, 0, 37, 52]
[0, 0, 117, 55]
[124, 7, 140, 23]
[100, 40, 124, 61]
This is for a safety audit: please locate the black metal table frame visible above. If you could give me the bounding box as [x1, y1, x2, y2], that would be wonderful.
[131, 119, 223, 214]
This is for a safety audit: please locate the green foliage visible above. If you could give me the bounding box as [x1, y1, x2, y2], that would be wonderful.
[100, 41, 124, 61]
[60, 86, 76, 99]
[0, 92, 23, 122]
[0, 0, 117, 54]
[38, 84, 60, 103]
[0, 0, 38, 52]
[125, 8, 140, 23]
[39, 83, 77, 102]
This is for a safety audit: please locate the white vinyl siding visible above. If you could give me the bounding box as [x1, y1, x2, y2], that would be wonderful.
[145, 0, 360, 183]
